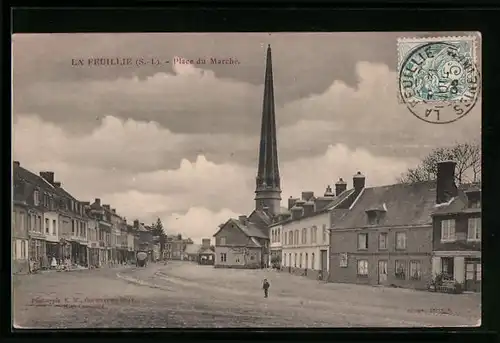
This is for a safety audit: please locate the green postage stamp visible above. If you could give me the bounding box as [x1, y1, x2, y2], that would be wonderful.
[397, 35, 480, 124]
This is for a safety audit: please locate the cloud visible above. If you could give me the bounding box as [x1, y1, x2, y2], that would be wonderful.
[13, 113, 417, 243]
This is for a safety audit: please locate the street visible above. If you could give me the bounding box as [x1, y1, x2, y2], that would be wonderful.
[13, 261, 481, 328]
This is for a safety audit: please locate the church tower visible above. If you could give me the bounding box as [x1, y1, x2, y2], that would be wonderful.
[255, 44, 281, 216]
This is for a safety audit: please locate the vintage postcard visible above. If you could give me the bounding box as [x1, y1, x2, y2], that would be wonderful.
[12, 32, 481, 328]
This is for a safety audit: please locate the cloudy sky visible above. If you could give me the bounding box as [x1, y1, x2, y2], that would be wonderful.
[12, 32, 481, 243]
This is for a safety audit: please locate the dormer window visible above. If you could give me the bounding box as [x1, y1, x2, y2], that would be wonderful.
[465, 189, 481, 209]
[365, 208, 386, 225]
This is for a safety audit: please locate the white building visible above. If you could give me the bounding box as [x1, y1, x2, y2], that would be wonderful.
[269, 223, 283, 267]
[280, 183, 356, 281]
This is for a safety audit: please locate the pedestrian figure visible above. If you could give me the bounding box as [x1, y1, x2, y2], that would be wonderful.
[262, 278, 270, 298]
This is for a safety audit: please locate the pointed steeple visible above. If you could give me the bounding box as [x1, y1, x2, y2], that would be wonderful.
[255, 44, 281, 216]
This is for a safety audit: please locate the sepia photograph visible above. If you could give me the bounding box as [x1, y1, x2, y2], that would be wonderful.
[12, 32, 481, 328]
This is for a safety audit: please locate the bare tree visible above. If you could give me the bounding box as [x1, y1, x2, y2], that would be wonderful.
[398, 140, 481, 185]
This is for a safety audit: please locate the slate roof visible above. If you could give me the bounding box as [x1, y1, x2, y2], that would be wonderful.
[232, 219, 269, 239]
[432, 185, 481, 216]
[13, 164, 56, 202]
[269, 188, 356, 227]
[334, 181, 437, 229]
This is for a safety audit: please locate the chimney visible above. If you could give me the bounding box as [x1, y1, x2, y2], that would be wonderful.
[112, 208, 116, 213]
[288, 196, 298, 210]
[301, 191, 314, 201]
[335, 178, 347, 196]
[436, 160, 458, 204]
[140, 222, 145, 226]
[324, 185, 334, 197]
[202, 238, 211, 250]
[302, 201, 315, 216]
[95, 198, 101, 206]
[53, 181, 61, 187]
[133, 219, 139, 228]
[13, 161, 20, 167]
[290, 205, 304, 220]
[238, 215, 248, 225]
[103, 204, 111, 210]
[39, 171, 55, 184]
[353, 172, 365, 193]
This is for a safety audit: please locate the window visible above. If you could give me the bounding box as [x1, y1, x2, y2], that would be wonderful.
[34, 190, 40, 206]
[441, 219, 456, 241]
[52, 220, 56, 235]
[395, 260, 406, 279]
[19, 211, 25, 231]
[45, 218, 49, 233]
[339, 252, 348, 267]
[250, 255, 255, 260]
[311, 253, 315, 270]
[289, 231, 293, 245]
[378, 232, 388, 250]
[467, 217, 481, 241]
[72, 220, 75, 234]
[284, 231, 287, 245]
[277, 228, 280, 242]
[323, 224, 328, 243]
[294, 253, 297, 267]
[295, 230, 299, 244]
[235, 257, 240, 263]
[357, 259, 368, 276]
[219, 237, 226, 245]
[220, 253, 227, 262]
[409, 261, 422, 280]
[311, 226, 317, 243]
[396, 232, 407, 250]
[357, 233, 368, 250]
[299, 253, 302, 268]
[302, 228, 307, 244]
[38, 215, 42, 231]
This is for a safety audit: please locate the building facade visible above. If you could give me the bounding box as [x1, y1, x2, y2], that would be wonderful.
[431, 161, 481, 292]
[12, 201, 29, 274]
[329, 170, 443, 290]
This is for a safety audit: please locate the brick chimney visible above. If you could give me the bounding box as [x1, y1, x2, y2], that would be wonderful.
[335, 178, 347, 196]
[13, 161, 20, 167]
[103, 204, 111, 210]
[436, 160, 458, 204]
[112, 208, 116, 213]
[288, 196, 298, 210]
[53, 181, 61, 187]
[95, 198, 101, 206]
[202, 238, 211, 250]
[353, 172, 365, 193]
[290, 204, 304, 220]
[238, 215, 248, 225]
[324, 185, 334, 197]
[39, 171, 55, 184]
[302, 201, 315, 217]
[133, 219, 139, 228]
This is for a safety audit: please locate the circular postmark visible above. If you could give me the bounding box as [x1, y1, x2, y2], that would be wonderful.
[399, 41, 480, 124]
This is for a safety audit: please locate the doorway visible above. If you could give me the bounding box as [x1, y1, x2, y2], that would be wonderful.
[320, 250, 328, 280]
[465, 259, 481, 292]
[378, 260, 388, 284]
[441, 257, 454, 279]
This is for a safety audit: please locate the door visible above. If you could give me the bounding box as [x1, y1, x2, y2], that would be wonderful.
[465, 260, 481, 292]
[378, 260, 388, 284]
[320, 250, 328, 280]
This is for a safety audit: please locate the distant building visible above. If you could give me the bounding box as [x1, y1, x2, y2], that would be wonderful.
[185, 243, 202, 262]
[213, 216, 269, 269]
[198, 238, 215, 265]
[431, 161, 481, 292]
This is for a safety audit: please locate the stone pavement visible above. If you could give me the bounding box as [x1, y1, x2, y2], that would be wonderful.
[12, 262, 481, 328]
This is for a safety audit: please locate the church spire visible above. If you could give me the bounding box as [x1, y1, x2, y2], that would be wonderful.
[255, 44, 281, 216]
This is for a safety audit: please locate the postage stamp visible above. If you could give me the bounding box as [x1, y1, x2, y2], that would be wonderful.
[397, 35, 480, 124]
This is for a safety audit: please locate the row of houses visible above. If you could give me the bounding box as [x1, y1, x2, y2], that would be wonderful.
[213, 161, 481, 292]
[12, 161, 162, 273]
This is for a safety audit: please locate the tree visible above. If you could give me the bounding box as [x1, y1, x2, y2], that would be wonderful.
[150, 218, 167, 259]
[398, 140, 481, 185]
